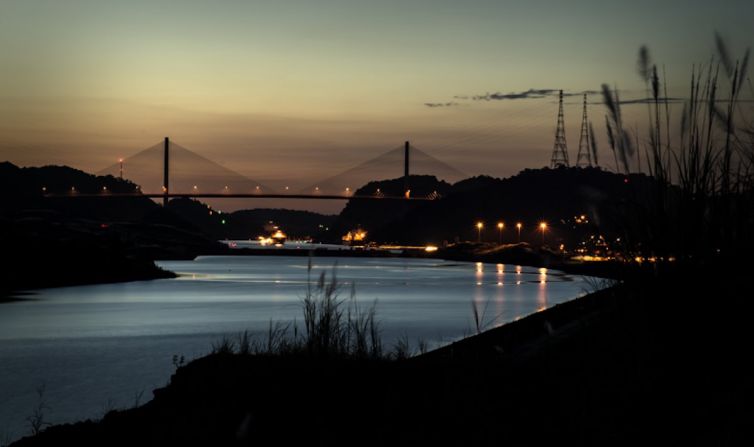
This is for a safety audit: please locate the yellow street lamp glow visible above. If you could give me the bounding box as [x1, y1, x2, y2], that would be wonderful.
[539, 222, 547, 245]
[497, 222, 504, 229]
[516, 222, 522, 242]
[476, 222, 483, 229]
[497, 222, 504, 244]
[476, 222, 483, 243]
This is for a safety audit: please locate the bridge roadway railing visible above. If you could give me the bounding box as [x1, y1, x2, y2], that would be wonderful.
[43, 193, 434, 201]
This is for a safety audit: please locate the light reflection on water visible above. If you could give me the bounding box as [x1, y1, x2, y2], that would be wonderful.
[0, 256, 596, 440]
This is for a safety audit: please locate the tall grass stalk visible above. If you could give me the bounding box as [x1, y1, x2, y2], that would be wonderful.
[209, 258, 385, 360]
[301, 260, 382, 359]
[601, 33, 753, 260]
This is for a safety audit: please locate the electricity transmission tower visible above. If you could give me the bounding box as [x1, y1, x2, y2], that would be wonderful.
[576, 93, 593, 167]
[550, 90, 569, 168]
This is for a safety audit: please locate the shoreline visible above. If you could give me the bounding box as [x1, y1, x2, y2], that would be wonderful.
[1, 267, 176, 301]
[209, 245, 628, 279]
[2, 246, 621, 300]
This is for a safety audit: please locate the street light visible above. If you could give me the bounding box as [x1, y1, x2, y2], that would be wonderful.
[118, 158, 124, 179]
[539, 222, 547, 245]
[476, 222, 484, 243]
[497, 222, 504, 244]
[516, 222, 522, 243]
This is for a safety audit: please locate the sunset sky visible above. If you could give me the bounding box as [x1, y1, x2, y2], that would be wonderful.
[1, 0, 752, 211]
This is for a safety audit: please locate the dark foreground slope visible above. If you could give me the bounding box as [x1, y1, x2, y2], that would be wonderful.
[12, 263, 753, 446]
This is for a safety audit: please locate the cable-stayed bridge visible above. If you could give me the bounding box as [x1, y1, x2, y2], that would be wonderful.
[45, 138, 466, 204]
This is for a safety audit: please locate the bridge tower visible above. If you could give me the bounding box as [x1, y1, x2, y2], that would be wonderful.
[404, 141, 410, 198]
[575, 93, 593, 167]
[550, 90, 570, 168]
[163, 137, 169, 207]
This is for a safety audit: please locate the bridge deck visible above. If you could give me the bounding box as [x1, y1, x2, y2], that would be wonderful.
[44, 193, 431, 201]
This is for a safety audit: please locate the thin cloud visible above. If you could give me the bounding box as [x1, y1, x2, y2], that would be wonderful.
[588, 97, 684, 105]
[428, 89, 601, 108]
[619, 97, 684, 105]
[592, 97, 754, 106]
[470, 88, 600, 101]
[473, 88, 556, 101]
[424, 102, 460, 108]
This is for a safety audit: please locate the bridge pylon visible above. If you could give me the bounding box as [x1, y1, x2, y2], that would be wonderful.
[163, 137, 169, 207]
[404, 141, 410, 197]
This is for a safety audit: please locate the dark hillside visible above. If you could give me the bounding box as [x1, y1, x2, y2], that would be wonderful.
[326, 167, 656, 247]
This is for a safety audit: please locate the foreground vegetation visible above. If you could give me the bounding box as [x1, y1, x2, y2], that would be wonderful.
[208, 260, 393, 361]
[599, 34, 753, 261]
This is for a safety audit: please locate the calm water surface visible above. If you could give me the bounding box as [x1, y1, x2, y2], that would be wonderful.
[0, 256, 597, 440]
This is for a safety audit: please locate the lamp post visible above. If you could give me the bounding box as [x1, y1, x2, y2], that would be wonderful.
[539, 222, 547, 245]
[118, 158, 124, 179]
[476, 222, 483, 243]
[497, 222, 504, 244]
[516, 222, 522, 243]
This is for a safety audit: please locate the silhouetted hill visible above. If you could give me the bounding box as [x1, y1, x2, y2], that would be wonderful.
[325, 175, 452, 242]
[167, 198, 336, 240]
[328, 167, 656, 247]
[0, 162, 205, 228]
[0, 162, 225, 292]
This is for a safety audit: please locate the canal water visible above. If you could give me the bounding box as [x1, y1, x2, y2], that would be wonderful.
[0, 255, 597, 441]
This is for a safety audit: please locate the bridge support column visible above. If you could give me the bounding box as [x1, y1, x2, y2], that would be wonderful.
[163, 137, 169, 207]
[404, 140, 410, 197]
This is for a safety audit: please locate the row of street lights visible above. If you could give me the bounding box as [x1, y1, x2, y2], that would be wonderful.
[476, 221, 548, 244]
